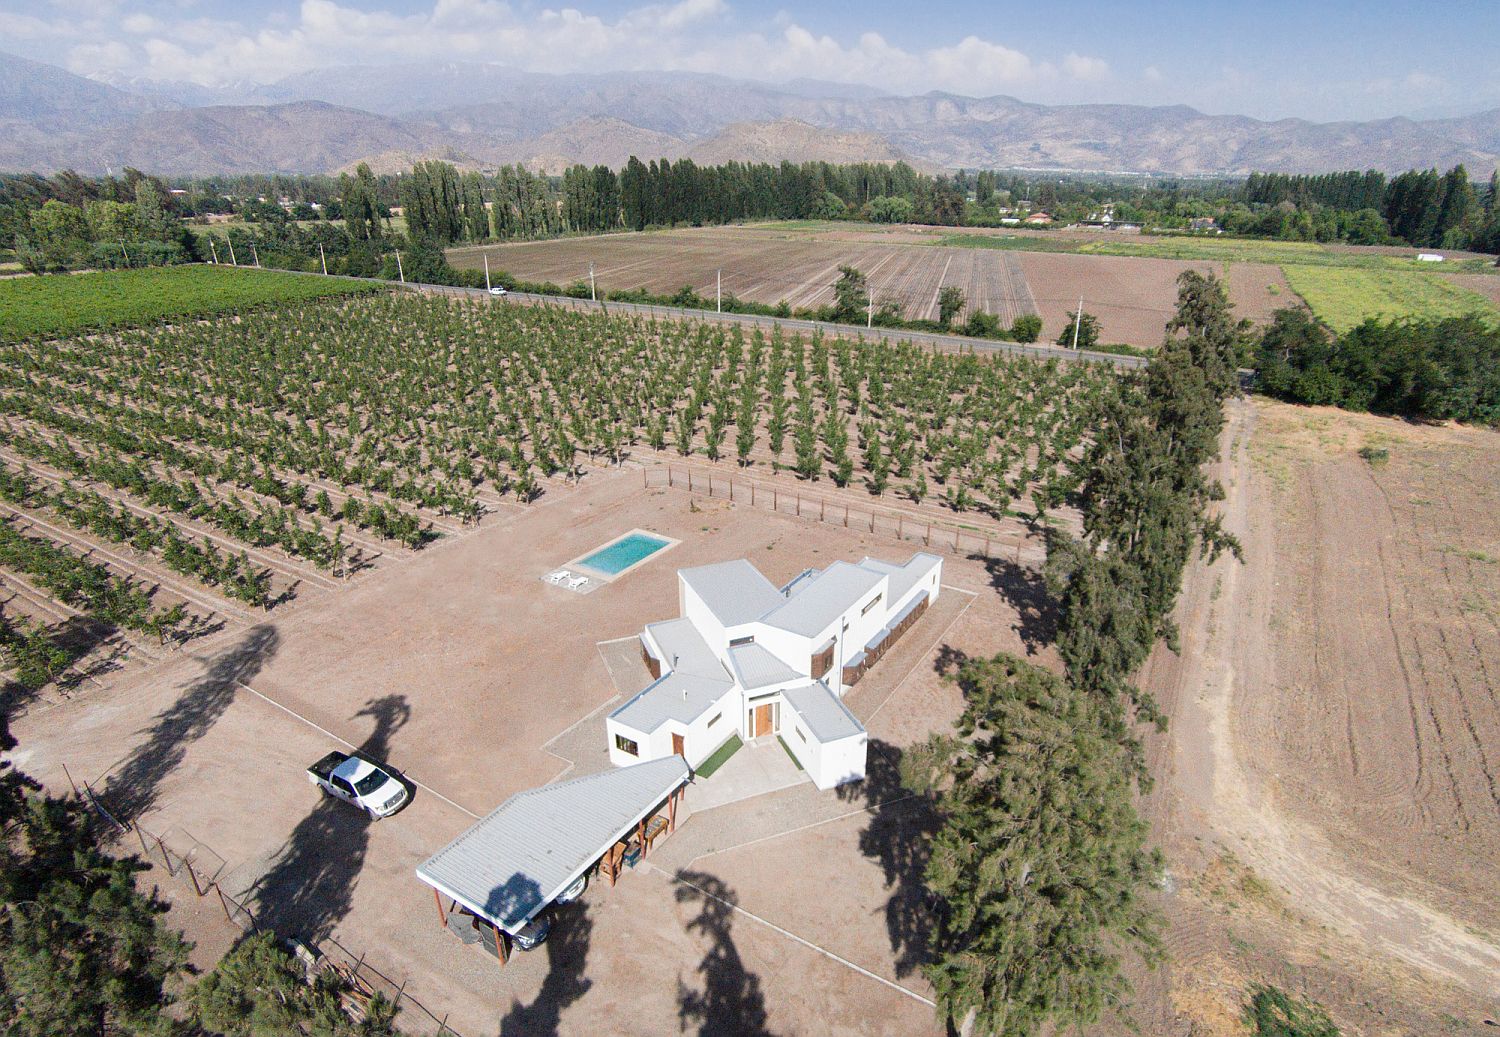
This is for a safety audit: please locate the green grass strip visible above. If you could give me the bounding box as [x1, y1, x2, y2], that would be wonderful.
[694, 734, 743, 778]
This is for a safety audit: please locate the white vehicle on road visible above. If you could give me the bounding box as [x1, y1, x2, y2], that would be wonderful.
[307, 751, 409, 818]
[488, 286, 508, 296]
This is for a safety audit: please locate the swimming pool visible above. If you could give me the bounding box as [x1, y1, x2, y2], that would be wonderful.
[574, 531, 674, 577]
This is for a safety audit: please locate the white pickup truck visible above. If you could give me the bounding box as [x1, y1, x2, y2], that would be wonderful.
[307, 751, 409, 818]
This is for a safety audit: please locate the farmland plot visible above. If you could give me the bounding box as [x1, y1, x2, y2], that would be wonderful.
[448, 229, 1039, 325]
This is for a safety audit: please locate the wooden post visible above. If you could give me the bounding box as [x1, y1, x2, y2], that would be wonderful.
[642, 469, 647, 489]
[773, 489, 778, 510]
[984, 536, 991, 557]
[155, 834, 174, 875]
[637, 816, 646, 852]
[433, 888, 448, 929]
[870, 512, 875, 533]
[492, 923, 507, 968]
[185, 856, 204, 897]
[820, 500, 825, 521]
[61, 763, 80, 799]
[708, 474, 712, 496]
[669, 469, 673, 488]
[751, 484, 755, 506]
[795, 494, 800, 516]
[668, 788, 678, 832]
[730, 480, 734, 502]
[843, 505, 849, 527]
[898, 515, 903, 539]
[925, 523, 931, 545]
[217, 887, 234, 925]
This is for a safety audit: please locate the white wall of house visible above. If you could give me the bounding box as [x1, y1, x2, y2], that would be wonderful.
[752, 625, 815, 677]
[606, 687, 739, 770]
[782, 713, 867, 790]
[678, 580, 727, 649]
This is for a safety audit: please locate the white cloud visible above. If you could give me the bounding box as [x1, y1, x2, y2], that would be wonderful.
[1143, 65, 1162, 83]
[51, 0, 1109, 99]
[1061, 52, 1109, 81]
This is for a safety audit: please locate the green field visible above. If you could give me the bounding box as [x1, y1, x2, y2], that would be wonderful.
[1280, 265, 1499, 332]
[0, 265, 378, 342]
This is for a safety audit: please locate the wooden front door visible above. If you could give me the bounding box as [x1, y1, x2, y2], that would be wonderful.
[672, 732, 685, 758]
[753, 704, 773, 738]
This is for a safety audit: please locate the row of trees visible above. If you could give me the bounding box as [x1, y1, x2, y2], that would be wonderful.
[904, 272, 1245, 1036]
[1255, 307, 1500, 425]
[7, 174, 199, 273]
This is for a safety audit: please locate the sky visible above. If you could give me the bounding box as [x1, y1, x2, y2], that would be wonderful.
[3, 0, 1498, 121]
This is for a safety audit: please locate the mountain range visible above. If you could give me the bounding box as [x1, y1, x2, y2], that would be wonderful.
[3, 51, 1498, 178]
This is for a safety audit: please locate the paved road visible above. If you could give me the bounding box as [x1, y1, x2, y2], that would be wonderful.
[240, 263, 1149, 370]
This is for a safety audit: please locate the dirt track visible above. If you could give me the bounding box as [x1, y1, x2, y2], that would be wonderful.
[1139, 397, 1500, 1032]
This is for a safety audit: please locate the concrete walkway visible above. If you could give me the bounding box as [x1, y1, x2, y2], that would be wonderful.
[689, 737, 807, 811]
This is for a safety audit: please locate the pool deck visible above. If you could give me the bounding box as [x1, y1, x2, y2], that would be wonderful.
[562, 527, 680, 583]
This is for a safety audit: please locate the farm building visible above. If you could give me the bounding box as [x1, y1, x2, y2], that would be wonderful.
[606, 552, 942, 790]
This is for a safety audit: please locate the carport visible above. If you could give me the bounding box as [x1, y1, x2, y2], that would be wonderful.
[415, 757, 690, 965]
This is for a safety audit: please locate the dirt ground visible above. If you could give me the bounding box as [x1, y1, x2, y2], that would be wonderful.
[8, 462, 1032, 1036]
[1134, 397, 1500, 1036]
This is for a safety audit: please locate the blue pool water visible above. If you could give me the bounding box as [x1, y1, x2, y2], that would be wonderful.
[577, 532, 671, 575]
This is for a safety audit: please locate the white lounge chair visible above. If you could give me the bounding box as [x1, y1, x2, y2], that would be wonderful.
[566, 574, 590, 590]
[545, 570, 571, 584]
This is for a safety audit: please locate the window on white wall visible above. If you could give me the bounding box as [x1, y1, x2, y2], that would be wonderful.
[862, 593, 883, 616]
[615, 734, 639, 756]
[708, 713, 722, 728]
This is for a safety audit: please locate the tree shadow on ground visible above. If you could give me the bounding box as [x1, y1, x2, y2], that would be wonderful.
[675, 869, 775, 1036]
[247, 694, 410, 944]
[834, 739, 941, 980]
[498, 899, 593, 1037]
[102, 623, 280, 821]
[973, 553, 1058, 655]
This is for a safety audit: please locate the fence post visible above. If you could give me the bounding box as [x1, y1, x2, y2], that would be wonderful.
[926, 523, 931, 545]
[730, 480, 734, 502]
[870, 512, 875, 534]
[844, 505, 849, 528]
[984, 537, 991, 558]
[898, 515, 903, 540]
[795, 495, 800, 516]
[154, 834, 174, 875]
[668, 469, 673, 488]
[61, 763, 81, 799]
[708, 475, 712, 497]
[136, 824, 151, 858]
[217, 887, 234, 925]
[820, 500, 825, 521]
[773, 489, 778, 510]
[751, 484, 755, 507]
[185, 856, 204, 897]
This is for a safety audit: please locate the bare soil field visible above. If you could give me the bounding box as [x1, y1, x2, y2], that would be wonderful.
[1136, 397, 1500, 1035]
[450, 228, 1040, 327]
[454, 224, 1294, 347]
[1442, 271, 1500, 307]
[9, 463, 1036, 1036]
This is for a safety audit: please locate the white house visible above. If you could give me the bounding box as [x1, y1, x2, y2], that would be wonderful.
[606, 552, 942, 790]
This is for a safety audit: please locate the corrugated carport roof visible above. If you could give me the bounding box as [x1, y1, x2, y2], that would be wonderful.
[415, 756, 689, 933]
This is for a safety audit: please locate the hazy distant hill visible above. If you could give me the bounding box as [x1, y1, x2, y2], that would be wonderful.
[3, 51, 1497, 177]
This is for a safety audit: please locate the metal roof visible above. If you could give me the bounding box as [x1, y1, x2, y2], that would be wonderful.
[644, 618, 724, 679]
[728, 642, 802, 688]
[762, 561, 885, 637]
[609, 669, 733, 733]
[783, 681, 866, 743]
[858, 553, 941, 606]
[678, 559, 786, 627]
[416, 757, 689, 934]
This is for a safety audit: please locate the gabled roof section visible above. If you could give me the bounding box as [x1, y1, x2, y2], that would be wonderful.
[858, 552, 941, 604]
[678, 559, 785, 627]
[644, 618, 723, 679]
[417, 757, 689, 933]
[783, 681, 865, 743]
[610, 669, 733, 732]
[762, 561, 884, 637]
[728, 642, 802, 689]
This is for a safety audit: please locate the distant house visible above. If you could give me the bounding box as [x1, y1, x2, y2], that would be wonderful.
[1188, 217, 1220, 233]
[606, 553, 943, 790]
[1023, 212, 1054, 226]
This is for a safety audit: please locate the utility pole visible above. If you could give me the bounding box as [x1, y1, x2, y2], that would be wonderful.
[588, 261, 596, 302]
[483, 253, 491, 292]
[1071, 296, 1083, 349]
[208, 238, 219, 264]
[119, 239, 130, 267]
[250, 243, 261, 269]
[716, 268, 722, 312]
[226, 235, 237, 266]
[867, 289, 873, 328]
[319, 243, 328, 275]
[395, 250, 405, 284]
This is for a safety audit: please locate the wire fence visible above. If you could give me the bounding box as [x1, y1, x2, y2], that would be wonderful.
[645, 464, 1031, 565]
[64, 766, 463, 1036]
